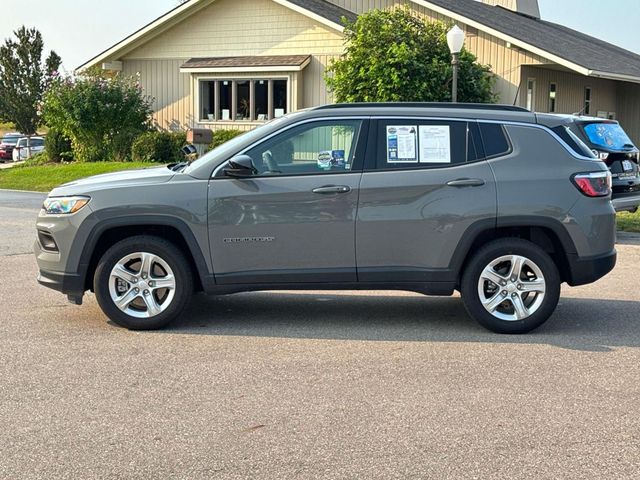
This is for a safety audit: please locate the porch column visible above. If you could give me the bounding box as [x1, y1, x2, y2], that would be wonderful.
[214, 80, 220, 121]
[268, 80, 274, 120]
[231, 81, 237, 121]
[249, 81, 256, 121]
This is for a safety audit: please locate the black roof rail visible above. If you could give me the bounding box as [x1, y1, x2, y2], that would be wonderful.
[313, 102, 530, 112]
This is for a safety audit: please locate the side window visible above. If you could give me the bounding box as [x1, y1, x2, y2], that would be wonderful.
[479, 123, 512, 158]
[244, 120, 362, 176]
[376, 120, 469, 170]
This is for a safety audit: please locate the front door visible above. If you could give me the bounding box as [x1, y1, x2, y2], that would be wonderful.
[208, 119, 367, 284]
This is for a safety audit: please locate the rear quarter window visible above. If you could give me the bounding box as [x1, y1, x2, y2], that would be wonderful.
[479, 123, 511, 158]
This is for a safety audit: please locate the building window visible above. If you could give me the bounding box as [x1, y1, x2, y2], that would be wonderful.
[199, 78, 289, 122]
[273, 80, 287, 118]
[584, 87, 592, 115]
[526, 78, 536, 111]
[548, 82, 557, 113]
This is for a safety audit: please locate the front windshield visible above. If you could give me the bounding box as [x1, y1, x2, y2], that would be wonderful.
[582, 122, 636, 151]
[183, 114, 296, 174]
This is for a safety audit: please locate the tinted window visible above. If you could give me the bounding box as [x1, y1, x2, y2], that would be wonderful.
[242, 120, 362, 176]
[479, 123, 511, 158]
[375, 120, 468, 170]
[1, 136, 20, 145]
[552, 126, 595, 158]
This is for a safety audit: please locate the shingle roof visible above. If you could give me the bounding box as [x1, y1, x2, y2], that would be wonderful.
[182, 55, 311, 69]
[288, 0, 357, 25]
[421, 0, 640, 79]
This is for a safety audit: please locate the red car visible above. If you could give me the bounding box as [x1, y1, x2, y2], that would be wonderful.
[0, 133, 23, 162]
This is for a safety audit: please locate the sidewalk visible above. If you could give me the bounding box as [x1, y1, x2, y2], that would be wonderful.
[0, 160, 24, 170]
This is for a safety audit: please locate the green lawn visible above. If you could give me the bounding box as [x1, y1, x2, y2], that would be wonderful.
[617, 211, 640, 233]
[0, 161, 155, 192]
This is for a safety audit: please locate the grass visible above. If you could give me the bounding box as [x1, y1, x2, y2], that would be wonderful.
[0, 161, 156, 192]
[617, 211, 640, 233]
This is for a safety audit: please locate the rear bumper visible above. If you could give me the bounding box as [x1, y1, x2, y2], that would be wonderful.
[565, 249, 617, 286]
[612, 194, 640, 212]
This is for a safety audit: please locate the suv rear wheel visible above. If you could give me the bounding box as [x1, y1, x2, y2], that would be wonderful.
[461, 238, 560, 334]
[94, 235, 193, 330]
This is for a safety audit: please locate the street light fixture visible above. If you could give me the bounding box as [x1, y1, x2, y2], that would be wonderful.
[447, 25, 465, 103]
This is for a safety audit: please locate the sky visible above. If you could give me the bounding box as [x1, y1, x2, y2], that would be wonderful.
[0, 0, 639, 71]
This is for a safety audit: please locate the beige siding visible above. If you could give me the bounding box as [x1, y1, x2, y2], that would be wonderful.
[520, 66, 618, 115]
[121, 0, 344, 129]
[616, 82, 640, 144]
[122, 59, 192, 131]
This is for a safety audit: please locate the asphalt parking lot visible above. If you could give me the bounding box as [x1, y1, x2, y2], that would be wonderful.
[1, 190, 640, 479]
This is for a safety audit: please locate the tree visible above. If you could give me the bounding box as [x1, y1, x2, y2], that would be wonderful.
[0, 27, 61, 136]
[325, 8, 496, 104]
[43, 70, 154, 162]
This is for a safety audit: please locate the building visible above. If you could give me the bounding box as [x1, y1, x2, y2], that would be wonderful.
[79, 0, 640, 142]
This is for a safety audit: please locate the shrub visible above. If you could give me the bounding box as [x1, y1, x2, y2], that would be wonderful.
[45, 128, 73, 162]
[42, 70, 153, 162]
[131, 131, 187, 163]
[208, 129, 244, 150]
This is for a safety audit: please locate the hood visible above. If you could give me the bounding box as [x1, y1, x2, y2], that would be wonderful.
[49, 166, 175, 196]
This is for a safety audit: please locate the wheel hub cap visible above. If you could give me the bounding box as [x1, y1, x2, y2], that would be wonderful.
[477, 254, 546, 322]
[108, 252, 176, 319]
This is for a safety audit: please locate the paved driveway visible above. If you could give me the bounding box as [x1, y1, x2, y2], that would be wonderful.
[1, 190, 640, 479]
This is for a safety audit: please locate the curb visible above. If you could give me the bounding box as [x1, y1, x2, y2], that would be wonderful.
[0, 188, 46, 194]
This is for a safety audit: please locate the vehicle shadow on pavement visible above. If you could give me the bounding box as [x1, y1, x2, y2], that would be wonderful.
[162, 292, 640, 352]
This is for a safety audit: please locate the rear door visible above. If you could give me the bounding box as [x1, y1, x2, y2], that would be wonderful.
[356, 118, 497, 283]
[208, 118, 367, 284]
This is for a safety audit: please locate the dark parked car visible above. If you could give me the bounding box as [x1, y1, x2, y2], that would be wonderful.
[563, 116, 640, 212]
[0, 133, 23, 162]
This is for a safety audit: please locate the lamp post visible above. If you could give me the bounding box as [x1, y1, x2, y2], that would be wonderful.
[447, 25, 465, 103]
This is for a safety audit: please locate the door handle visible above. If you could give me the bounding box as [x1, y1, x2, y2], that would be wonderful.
[446, 178, 485, 187]
[312, 185, 351, 194]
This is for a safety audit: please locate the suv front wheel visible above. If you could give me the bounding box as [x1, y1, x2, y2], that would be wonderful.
[461, 238, 561, 334]
[94, 235, 193, 330]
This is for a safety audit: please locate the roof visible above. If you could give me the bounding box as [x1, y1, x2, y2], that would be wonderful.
[77, 0, 354, 72]
[180, 55, 312, 72]
[284, 0, 356, 25]
[413, 0, 640, 82]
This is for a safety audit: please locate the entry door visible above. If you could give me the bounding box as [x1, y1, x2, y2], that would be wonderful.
[356, 119, 497, 282]
[208, 119, 366, 284]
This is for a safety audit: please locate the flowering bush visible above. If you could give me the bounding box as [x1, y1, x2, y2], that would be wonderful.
[42, 70, 153, 162]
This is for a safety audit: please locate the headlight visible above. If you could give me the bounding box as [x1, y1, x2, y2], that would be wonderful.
[42, 196, 91, 214]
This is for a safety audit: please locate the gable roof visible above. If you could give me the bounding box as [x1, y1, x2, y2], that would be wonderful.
[413, 0, 640, 82]
[76, 0, 355, 72]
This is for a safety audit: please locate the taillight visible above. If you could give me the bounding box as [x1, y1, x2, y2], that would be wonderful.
[572, 171, 612, 197]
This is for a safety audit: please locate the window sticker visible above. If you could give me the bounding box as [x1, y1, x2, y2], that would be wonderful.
[317, 150, 347, 170]
[387, 126, 417, 163]
[419, 125, 451, 163]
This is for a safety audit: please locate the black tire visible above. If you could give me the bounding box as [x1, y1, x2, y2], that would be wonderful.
[94, 235, 193, 330]
[460, 238, 561, 334]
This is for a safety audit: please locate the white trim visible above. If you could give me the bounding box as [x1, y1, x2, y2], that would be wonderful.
[271, 0, 345, 32]
[181, 58, 311, 74]
[410, 0, 593, 77]
[588, 70, 640, 84]
[77, 0, 343, 72]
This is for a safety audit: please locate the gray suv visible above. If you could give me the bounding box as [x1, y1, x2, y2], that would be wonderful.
[34, 103, 617, 334]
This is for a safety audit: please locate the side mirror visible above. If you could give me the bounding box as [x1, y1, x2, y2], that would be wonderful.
[224, 154, 257, 178]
